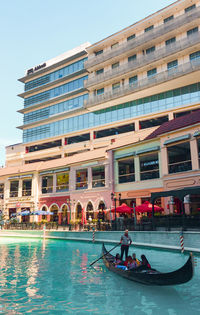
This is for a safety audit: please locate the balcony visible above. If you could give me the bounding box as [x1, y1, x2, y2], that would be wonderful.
[84, 58, 200, 108]
[85, 6, 200, 69]
[85, 33, 200, 88]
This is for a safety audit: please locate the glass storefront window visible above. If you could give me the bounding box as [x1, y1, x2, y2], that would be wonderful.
[92, 166, 105, 188]
[41, 176, 53, 194]
[0, 184, 4, 199]
[56, 172, 69, 192]
[76, 169, 88, 190]
[118, 158, 135, 183]
[10, 181, 19, 197]
[167, 142, 192, 174]
[140, 153, 159, 180]
[22, 180, 32, 196]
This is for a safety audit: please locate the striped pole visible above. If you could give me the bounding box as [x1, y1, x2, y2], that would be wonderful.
[92, 227, 95, 243]
[180, 231, 184, 253]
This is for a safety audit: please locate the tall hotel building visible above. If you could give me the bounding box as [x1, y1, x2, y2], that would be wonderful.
[1, 0, 200, 222]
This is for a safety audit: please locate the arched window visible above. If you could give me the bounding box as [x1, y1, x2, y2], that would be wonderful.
[76, 203, 82, 220]
[50, 204, 59, 222]
[86, 202, 94, 220]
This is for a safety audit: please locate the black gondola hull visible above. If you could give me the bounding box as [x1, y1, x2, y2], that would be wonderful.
[102, 243, 194, 286]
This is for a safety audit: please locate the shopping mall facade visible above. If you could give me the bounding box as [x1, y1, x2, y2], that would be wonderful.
[0, 0, 200, 223]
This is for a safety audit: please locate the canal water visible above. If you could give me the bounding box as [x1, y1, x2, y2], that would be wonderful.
[0, 238, 199, 314]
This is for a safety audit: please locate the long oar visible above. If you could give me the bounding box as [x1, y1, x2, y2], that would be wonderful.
[90, 243, 120, 266]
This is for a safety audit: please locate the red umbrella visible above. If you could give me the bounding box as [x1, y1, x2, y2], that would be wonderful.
[111, 203, 133, 214]
[135, 201, 164, 213]
[81, 208, 87, 225]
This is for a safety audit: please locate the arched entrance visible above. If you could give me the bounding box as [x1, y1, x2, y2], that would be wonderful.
[86, 202, 94, 220]
[42, 205, 48, 220]
[76, 203, 82, 220]
[61, 204, 69, 224]
[50, 204, 59, 222]
[98, 201, 106, 210]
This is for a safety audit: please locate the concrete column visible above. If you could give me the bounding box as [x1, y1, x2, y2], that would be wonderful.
[104, 164, 109, 188]
[158, 152, 162, 178]
[88, 167, 92, 189]
[161, 146, 168, 175]
[69, 169, 75, 191]
[18, 180, 22, 198]
[168, 112, 174, 120]
[134, 156, 140, 181]
[190, 139, 199, 170]
[53, 174, 57, 193]
[134, 120, 140, 132]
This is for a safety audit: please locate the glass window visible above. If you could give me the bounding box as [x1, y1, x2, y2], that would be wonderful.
[187, 27, 198, 37]
[164, 15, 174, 23]
[97, 88, 104, 95]
[92, 166, 105, 188]
[146, 46, 155, 54]
[144, 25, 154, 32]
[118, 157, 135, 183]
[10, 181, 19, 197]
[167, 142, 192, 174]
[197, 138, 200, 168]
[147, 68, 157, 77]
[128, 54, 136, 62]
[112, 62, 119, 69]
[0, 184, 4, 199]
[127, 34, 135, 41]
[185, 4, 196, 13]
[111, 42, 119, 49]
[165, 37, 176, 46]
[95, 50, 103, 56]
[129, 75, 138, 85]
[96, 68, 104, 75]
[22, 179, 32, 196]
[56, 172, 69, 192]
[140, 153, 159, 180]
[190, 51, 200, 60]
[167, 59, 178, 70]
[42, 176, 53, 194]
[76, 169, 88, 190]
[112, 82, 120, 90]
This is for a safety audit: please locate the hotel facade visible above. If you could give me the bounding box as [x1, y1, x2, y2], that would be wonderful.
[0, 0, 200, 223]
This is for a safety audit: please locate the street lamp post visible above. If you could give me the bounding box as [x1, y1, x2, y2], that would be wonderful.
[111, 192, 121, 231]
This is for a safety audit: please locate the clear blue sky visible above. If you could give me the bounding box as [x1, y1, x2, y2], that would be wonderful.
[0, 0, 175, 166]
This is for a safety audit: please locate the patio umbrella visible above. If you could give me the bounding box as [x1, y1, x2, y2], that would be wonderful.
[111, 203, 133, 214]
[135, 201, 164, 213]
[17, 210, 30, 216]
[31, 211, 53, 215]
[81, 208, 87, 225]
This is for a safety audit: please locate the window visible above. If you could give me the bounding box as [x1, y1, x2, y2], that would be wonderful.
[118, 158, 135, 183]
[164, 15, 174, 23]
[145, 25, 154, 32]
[139, 116, 168, 129]
[112, 62, 119, 69]
[187, 27, 198, 37]
[95, 50, 103, 56]
[147, 68, 157, 77]
[0, 184, 4, 199]
[146, 46, 155, 54]
[56, 172, 69, 192]
[112, 82, 120, 90]
[76, 169, 88, 190]
[42, 176, 53, 194]
[128, 54, 136, 62]
[190, 51, 200, 60]
[185, 4, 196, 13]
[22, 179, 32, 196]
[97, 88, 104, 95]
[167, 142, 192, 174]
[92, 166, 105, 188]
[10, 181, 19, 197]
[167, 59, 178, 70]
[111, 42, 119, 49]
[96, 68, 104, 75]
[127, 34, 135, 41]
[197, 138, 200, 168]
[165, 37, 176, 46]
[140, 153, 159, 180]
[129, 75, 138, 85]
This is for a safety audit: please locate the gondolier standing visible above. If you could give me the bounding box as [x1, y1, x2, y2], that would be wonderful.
[120, 229, 132, 260]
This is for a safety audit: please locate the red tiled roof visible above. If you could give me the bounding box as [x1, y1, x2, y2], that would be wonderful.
[145, 110, 200, 140]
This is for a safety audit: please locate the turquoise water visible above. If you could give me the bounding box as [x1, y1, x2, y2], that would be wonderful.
[0, 238, 199, 314]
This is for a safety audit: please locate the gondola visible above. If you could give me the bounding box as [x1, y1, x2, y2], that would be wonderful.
[102, 243, 194, 286]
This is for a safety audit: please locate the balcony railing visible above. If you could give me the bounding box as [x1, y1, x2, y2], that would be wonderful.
[56, 184, 69, 192]
[85, 6, 200, 68]
[22, 189, 32, 196]
[85, 58, 200, 108]
[92, 179, 105, 188]
[42, 186, 53, 194]
[10, 191, 18, 198]
[76, 181, 88, 190]
[168, 160, 192, 174]
[85, 33, 200, 88]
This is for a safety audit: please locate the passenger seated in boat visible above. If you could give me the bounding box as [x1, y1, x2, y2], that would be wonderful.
[124, 256, 132, 267]
[132, 253, 141, 266]
[113, 253, 121, 265]
[141, 255, 151, 268]
[127, 258, 138, 270]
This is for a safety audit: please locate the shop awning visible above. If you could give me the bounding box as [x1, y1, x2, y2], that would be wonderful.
[151, 186, 200, 203]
